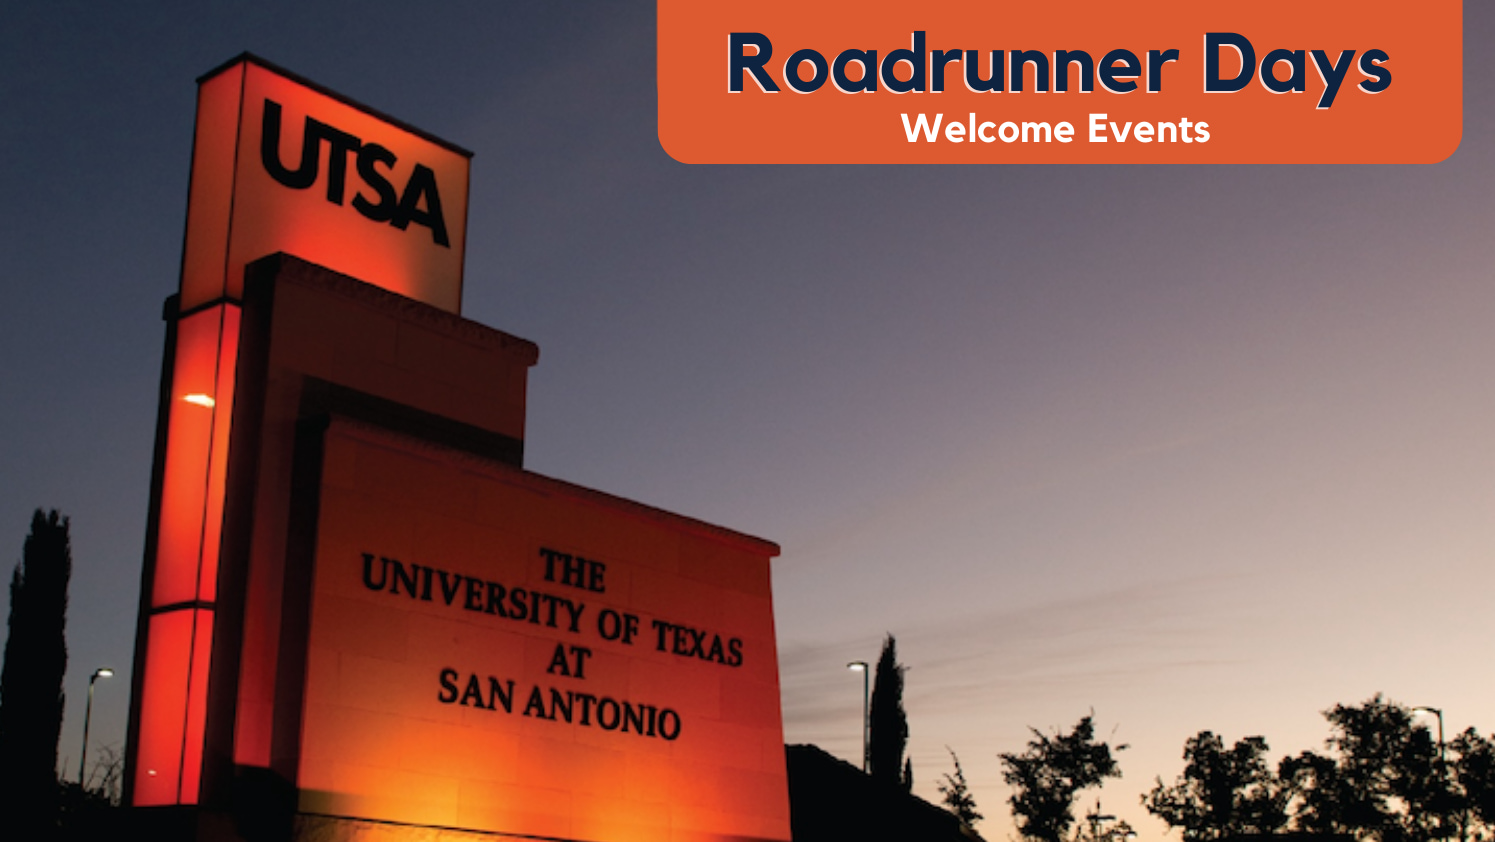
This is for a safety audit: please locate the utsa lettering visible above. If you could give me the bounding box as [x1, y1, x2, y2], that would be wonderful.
[260, 99, 450, 247]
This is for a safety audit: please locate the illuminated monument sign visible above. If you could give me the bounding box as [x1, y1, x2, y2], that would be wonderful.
[125, 54, 791, 842]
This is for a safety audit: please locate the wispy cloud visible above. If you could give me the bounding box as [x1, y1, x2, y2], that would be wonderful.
[779, 400, 1295, 573]
[779, 572, 1249, 739]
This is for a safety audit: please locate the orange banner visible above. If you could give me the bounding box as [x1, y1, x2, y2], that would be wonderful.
[658, 0, 1461, 164]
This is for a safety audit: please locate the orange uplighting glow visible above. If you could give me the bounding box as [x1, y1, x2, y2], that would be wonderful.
[133, 609, 215, 805]
[150, 306, 239, 608]
[295, 421, 792, 841]
[132, 54, 473, 811]
[133, 304, 238, 806]
[179, 56, 470, 315]
[127, 57, 792, 839]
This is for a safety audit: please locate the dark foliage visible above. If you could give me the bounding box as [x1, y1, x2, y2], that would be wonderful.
[868, 634, 909, 788]
[0, 510, 73, 840]
[1280, 695, 1448, 841]
[1000, 714, 1124, 842]
[938, 747, 983, 829]
[1162, 694, 1495, 842]
[1144, 731, 1288, 839]
[1452, 727, 1495, 830]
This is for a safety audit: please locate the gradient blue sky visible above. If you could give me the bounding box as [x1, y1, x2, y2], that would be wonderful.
[2, 2, 1491, 837]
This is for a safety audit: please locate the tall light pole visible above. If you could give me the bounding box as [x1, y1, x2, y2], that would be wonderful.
[847, 661, 869, 772]
[1413, 706, 1446, 765]
[79, 667, 113, 786]
[1413, 706, 1456, 842]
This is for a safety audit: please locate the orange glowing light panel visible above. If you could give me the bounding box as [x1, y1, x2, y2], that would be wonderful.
[134, 609, 215, 805]
[298, 420, 791, 842]
[179, 55, 470, 314]
[132, 54, 472, 812]
[151, 305, 240, 607]
[133, 302, 238, 806]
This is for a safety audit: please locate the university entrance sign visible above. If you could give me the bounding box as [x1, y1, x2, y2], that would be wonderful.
[179, 54, 468, 313]
[125, 56, 791, 842]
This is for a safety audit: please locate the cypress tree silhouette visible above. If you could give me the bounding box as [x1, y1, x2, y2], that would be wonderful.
[0, 510, 72, 840]
[868, 633, 909, 787]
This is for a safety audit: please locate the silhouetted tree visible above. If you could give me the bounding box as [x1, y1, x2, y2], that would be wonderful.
[1153, 696, 1495, 841]
[85, 744, 123, 806]
[1144, 731, 1288, 839]
[1000, 714, 1124, 842]
[938, 747, 983, 830]
[1277, 748, 1346, 835]
[868, 634, 909, 788]
[0, 510, 72, 840]
[1278, 694, 1455, 842]
[1451, 728, 1495, 835]
[58, 744, 124, 841]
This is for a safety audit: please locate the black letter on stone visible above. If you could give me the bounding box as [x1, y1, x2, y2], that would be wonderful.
[390, 559, 418, 598]
[318, 121, 361, 205]
[659, 709, 682, 741]
[461, 674, 487, 708]
[361, 553, 388, 591]
[438, 668, 459, 703]
[488, 678, 515, 713]
[260, 100, 321, 189]
[352, 143, 399, 221]
[547, 642, 573, 676]
[392, 165, 450, 247]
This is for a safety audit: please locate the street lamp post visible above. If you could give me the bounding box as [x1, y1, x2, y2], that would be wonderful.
[1413, 706, 1456, 842]
[847, 661, 869, 772]
[1412, 706, 1446, 765]
[79, 667, 113, 786]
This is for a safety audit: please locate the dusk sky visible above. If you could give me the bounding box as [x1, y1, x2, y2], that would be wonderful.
[2, 3, 1492, 838]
